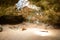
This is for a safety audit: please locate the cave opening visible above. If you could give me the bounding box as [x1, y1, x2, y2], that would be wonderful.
[0, 15, 26, 25]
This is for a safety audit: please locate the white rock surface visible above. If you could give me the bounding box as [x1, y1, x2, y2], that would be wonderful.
[16, 0, 40, 11]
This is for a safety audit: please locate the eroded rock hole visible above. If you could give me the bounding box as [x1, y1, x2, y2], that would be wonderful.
[0, 15, 26, 25]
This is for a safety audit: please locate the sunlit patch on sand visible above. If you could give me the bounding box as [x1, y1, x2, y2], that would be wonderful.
[24, 28, 52, 36]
